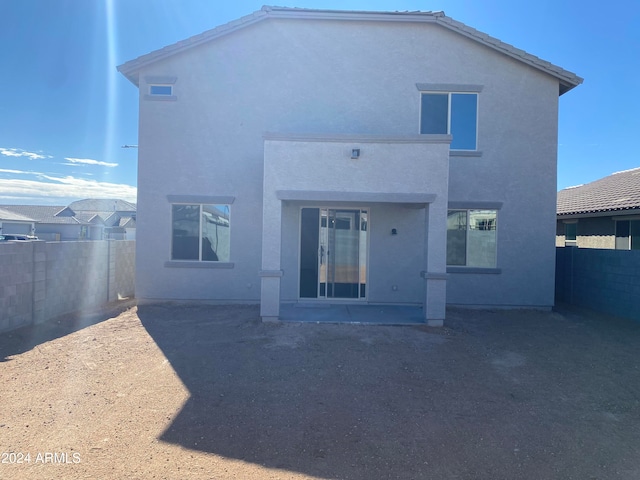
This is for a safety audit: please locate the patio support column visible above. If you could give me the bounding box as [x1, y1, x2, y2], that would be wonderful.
[260, 193, 283, 322]
[422, 200, 448, 327]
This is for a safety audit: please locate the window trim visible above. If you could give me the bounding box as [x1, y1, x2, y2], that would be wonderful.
[144, 75, 178, 102]
[419, 91, 479, 151]
[416, 83, 483, 93]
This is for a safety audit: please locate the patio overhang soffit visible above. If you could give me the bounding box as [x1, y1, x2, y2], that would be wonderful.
[276, 190, 436, 208]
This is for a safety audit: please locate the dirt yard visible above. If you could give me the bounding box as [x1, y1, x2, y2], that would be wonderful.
[1, 302, 640, 479]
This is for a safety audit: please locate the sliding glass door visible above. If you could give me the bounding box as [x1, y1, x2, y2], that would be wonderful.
[300, 208, 367, 299]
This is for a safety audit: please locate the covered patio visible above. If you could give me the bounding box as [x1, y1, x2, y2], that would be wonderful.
[260, 133, 452, 326]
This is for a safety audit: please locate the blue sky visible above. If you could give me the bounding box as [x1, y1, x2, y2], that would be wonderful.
[0, 0, 638, 205]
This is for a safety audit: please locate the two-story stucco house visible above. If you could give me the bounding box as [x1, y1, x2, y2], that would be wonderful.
[118, 6, 582, 326]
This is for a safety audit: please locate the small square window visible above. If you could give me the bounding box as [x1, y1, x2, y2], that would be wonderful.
[149, 85, 173, 96]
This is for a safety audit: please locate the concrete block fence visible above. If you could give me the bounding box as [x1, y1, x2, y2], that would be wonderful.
[0, 240, 135, 333]
[556, 247, 640, 321]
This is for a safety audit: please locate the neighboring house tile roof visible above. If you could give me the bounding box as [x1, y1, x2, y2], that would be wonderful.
[0, 205, 81, 224]
[73, 213, 105, 225]
[557, 167, 640, 216]
[0, 205, 104, 225]
[117, 6, 583, 95]
[0, 207, 35, 223]
[67, 199, 137, 213]
[117, 217, 136, 228]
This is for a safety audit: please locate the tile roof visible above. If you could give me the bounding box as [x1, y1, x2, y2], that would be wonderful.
[0, 205, 67, 223]
[557, 167, 640, 216]
[0, 207, 35, 223]
[117, 217, 136, 228]
[67, 199, 137, 213]
[0, 205, 92, 225]
[74, 213, 105, 225]
[117, 6, 582, 95]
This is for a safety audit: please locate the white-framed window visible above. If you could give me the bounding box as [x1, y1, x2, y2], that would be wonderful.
[615, 219, 640, 250]
[171, 204, 230, 262]
[149, 84, 173, 96]
[447, 209, 497, 267]
[420, 92, 478, 150]
[144, 76, 177, 101]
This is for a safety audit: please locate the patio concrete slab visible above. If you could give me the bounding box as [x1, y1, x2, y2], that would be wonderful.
[279, 303, 425, 325]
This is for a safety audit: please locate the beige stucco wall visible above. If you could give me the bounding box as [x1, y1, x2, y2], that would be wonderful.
[133, 15, 568, 308]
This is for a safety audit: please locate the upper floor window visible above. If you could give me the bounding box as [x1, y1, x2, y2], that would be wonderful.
[149, 84, 173, 96]
[172, 204, 230, 261]
[420, 92, 478, 150]
[447, 209, 497, 267]
[144, 76, 177, 101]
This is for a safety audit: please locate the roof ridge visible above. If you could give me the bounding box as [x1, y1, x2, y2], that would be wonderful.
[612, 166, 640, 175]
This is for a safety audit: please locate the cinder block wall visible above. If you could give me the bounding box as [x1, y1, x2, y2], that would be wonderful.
[556, 247, 640, 321]
[112, 240, 136, 300]
[0, 240, 135, 333]
[0, 242, 36, 331]
[44, 241, 110, 320]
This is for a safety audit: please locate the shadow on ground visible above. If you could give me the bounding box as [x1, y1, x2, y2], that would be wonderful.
[138, 303, 640, 480]
[0, 300, 136, 362]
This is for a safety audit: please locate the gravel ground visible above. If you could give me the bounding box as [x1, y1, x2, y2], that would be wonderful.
[1, 302, 640, 479]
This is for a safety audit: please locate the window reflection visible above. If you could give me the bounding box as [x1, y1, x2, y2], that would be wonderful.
[447, 209, 497, 267]
[172, 204, 230, 261]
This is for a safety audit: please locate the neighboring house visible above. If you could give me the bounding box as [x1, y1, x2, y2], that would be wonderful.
[0, 199, 136, 241]
[117, 6, 582, 325]
[557, 167, 640, 249]
[67, 199, 137, 240]
[0, 207, 36, 236]
[0, 205, 103, 241]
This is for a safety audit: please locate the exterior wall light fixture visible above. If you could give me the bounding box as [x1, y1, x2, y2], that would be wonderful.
[351, 148, 360, 159]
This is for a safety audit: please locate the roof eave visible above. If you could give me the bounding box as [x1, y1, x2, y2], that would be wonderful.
[433, 15, 583, 95]
[117, 8, 272, 87]
[557, 207, 640, 218]
[117, 6, 582, 94]
[116, 8, 443, 86]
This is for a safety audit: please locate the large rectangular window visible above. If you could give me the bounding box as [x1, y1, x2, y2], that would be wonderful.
[447, 209, 497, 267]
[171, 204, 230, 261]
[421, 92, 478, 150]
